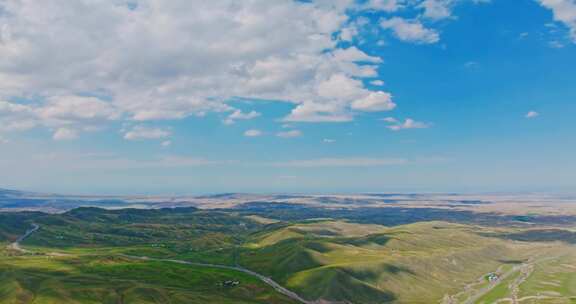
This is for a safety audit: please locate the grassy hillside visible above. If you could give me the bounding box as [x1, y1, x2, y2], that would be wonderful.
[0, 212, 44, 242]
[0, 207, 265, 265]
[240, 221, 576, 303]
[2, 208, 576, 304]
[0, 249, 296, 304]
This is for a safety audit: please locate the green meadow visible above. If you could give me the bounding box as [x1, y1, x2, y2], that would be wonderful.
[0, 248, 295, 304]
[1, 207, 576, 303]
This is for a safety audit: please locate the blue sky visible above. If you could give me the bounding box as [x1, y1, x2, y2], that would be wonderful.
[0, 0, 574, 194]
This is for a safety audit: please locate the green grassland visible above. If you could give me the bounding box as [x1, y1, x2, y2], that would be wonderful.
[12, 207, 263, 266]
[470, 245, 576, 304]
[1, 207, 576, 304]
[0, 248, 296, 304]
[0, 213, 44, 242]
[239, 221, 576, 304]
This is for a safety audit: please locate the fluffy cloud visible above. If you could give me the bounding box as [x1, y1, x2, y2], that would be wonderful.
[381, 17, 440, 44]
[0, 0, 402, 138]
[244, 129, 263, 137]
[351, 92, 396, 112]
[286, 72, 397, 121]
[538, 0, 576, 41]
[276, 130, 303, 138]
[37, 96, 120, 122]
[331, 47, 383, 63]
[339, 25, 359, 41]
[123, 126, 171, 140]
[0, 101, 36, 132]
[382, 117, 398, 123]
[0, 101, 31, 114]
[526, 111, 540, 118]
[419, 0, 491, 21]
[53, 128, 79, 141]
[363, 0, 404, 12]
[419, 0, 453, 20]
[0, 97, 117, 138]
[3, 0, 485, 139]
[316, 74, 366, 100]
[223, 110, 261, 125]
[383, 118, 430, 130]
[285, 102, 354, 122]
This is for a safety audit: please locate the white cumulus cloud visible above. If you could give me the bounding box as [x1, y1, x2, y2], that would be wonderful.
[223, 110, 261, 125]
[419, 0, 453, 20]
[123, 126, 171, 140]
[538, 0, 576, 42]
[276, 130, 303, 138]
[244, 129, 263, 137]
[381, 17, 440, 44]
[53, 128, 79, 141]
[351, 91, 396, 112]
[0, 0, 401, 137]
[364, 0, 403, 12]
[384, 118, 430, 131]
[37, 96, 120, 122]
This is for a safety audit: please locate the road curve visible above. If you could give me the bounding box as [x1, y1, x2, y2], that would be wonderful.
[122, 255, 314, 304]
[7, 223, 39, 252]
[8, 225, 313, 304]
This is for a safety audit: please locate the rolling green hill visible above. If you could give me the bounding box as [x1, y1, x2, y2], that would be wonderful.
[2, 207, 576, 304]
[0, 250, 296, 304]
[8, 207, 262, 265]
[0, 212, 44, 242]
[240, 221, 576, 303]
